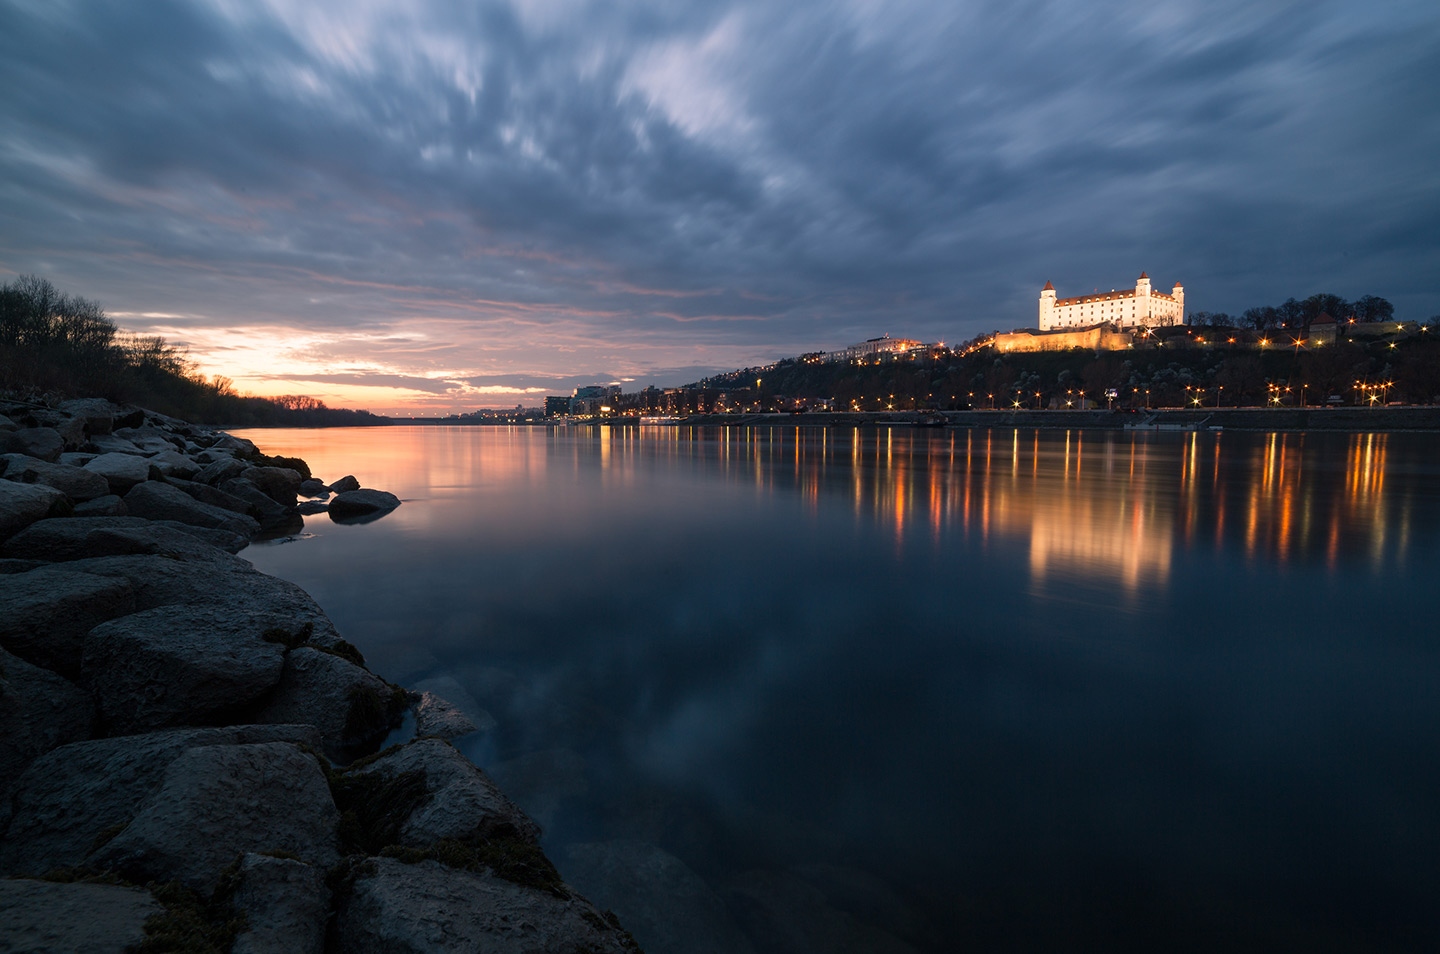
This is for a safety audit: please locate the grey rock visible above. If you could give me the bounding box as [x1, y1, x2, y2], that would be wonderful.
[0, 480, 67, 541]
[39, 413, 90, 450]
[146, 448, 202, 479]
[83, 451, 155, 492]
[82, 603, 288, 734]
[0, 879, 162, 954]
[123, 480, 261, 536]
[296, 500, 328, 515]
[211, 434, 259, 456]
[413, 691, 479, 740]
[56, 553, 345, 644]
[0, 412, 15, 431]
[328, 474, 360, 493]
[0, 724, 323, 876]
[198, 456, 248, 485]
[0, 564, 134, 676]
[58, 451, 97, 467]
[329, 488, 400, 520]
[722, 870, 921, 954]
[243, 465, 303, 505]
[0, 516, 238, 562]
[91, 741, 340, 893]
[336, 857, 641, 954]
[0, 645, 94, 800]
[85, 433, 145, 456]
[2, 453, 112, 500]
[0, 426, 64, 461]
[58, 397, 121, 435]
[561, 840, 756, 954]
[347, 739, 540, 847]
[114, 426, 182, 454]
[169, 476, 257, 516]
[230, 853, 330, 954]
[298, 477, 327, 497]
[251, 647, 399, 760]
[0, 558, 46, 574]
[219, 477, 289, 517]
[72, 493, 128, 516]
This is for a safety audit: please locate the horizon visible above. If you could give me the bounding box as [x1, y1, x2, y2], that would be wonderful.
[3, 1, 1436, 415]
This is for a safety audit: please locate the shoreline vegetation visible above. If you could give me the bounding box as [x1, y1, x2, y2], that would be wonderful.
[0, 394, 640, 953]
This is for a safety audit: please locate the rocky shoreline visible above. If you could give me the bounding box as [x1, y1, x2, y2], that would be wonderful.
[0, 397, 641, 953]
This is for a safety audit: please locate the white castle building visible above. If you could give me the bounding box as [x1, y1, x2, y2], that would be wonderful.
[1039, 273, 1184, 332]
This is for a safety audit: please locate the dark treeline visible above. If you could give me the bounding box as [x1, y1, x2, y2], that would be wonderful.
[1188, 291, 1395, 330]
[0, 276, 387, 426]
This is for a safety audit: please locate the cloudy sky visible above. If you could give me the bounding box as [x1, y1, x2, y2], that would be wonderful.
[2, 0, 1435, 413]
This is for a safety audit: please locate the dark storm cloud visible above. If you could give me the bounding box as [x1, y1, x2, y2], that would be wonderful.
[1, 0, 1436, 407]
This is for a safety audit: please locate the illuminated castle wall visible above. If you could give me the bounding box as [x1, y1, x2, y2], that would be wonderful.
[1039, 273, 1183, 331]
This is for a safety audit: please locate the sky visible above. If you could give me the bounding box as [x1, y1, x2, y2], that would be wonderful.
[1, 0, 1436, 414]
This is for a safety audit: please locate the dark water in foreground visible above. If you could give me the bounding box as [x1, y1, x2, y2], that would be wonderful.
[238, 425, 1440, 953]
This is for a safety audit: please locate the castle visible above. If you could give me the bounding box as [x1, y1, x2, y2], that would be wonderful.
[1039, 273, 1183, 331]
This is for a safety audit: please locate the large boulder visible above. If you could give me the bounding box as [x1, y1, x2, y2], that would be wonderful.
[113, 426, 183, 454]
[123, 480, 260, 536]
[219, 476, 290, 518]
[328, 474, 361, 493]
[53, 553, 346, 645]
[2, 453, 113, 500]
[169, 476, 259, 516]
[0, 480, 67, 541]
[0, 563, 134, 676]
[198, 456, 248, 486]
[243, 465, 303, 505]
[0, 645, 95, 800]
[328, 488, 401, 522]
[0, 879, 162, 954]
[343, 739, 540, 848]
[336, 857, 641, 954]
[82, 603, 288, 734]
[229, 853, 331, 954]
[0, 724, 323, 877]
[211, 434, 259, 456]
[146, 448, 202, 479]
[561, 840, 757, 954]
[86, 433, 145, 456]
[298, 478, 327, 497]
[58, 397, 122, 435]
[0, 426, 64, 462]
[251, 647, 403, 760]
[73, 493, 128, 516]
[0, 516, 243, 562]
[84, 451, 155, 493]
[90, 741, 340, 894]
[414, 691, 479, 741]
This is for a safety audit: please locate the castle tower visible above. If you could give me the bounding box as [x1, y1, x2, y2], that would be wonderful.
[1172, 281, 1184, 306]
[1039, 281, 1056, 330]
[1136, 272, 1152, 325]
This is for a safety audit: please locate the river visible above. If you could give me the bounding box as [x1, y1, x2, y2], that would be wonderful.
[235, 425, 1440, 953]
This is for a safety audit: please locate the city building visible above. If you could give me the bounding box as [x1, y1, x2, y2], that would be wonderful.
[1039, 273, 1183, 331]
[827, 334, 925, 363]
[543, 396, 569, 417]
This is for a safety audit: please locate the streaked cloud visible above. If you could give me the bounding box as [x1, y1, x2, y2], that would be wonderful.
[1, 0, 1435, 413]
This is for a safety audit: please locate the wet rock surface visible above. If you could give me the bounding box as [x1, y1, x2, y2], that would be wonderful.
[336, 857, 641, 954]
[0, 878, 162, 954]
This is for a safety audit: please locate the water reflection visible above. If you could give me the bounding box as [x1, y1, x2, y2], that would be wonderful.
[237, 425, 1440, 953]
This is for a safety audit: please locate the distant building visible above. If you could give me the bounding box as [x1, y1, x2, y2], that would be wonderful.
[1040, 273, 1183, 331]
[569, 384, 622, 416]
[1307, 313, 1337, 346]
[827, 334, 926, 363]
[993, 324, 1133, 354]
[544, 396, 569, 417]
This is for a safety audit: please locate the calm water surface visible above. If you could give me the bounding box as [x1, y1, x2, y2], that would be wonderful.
[236, 425, 1440, 953]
